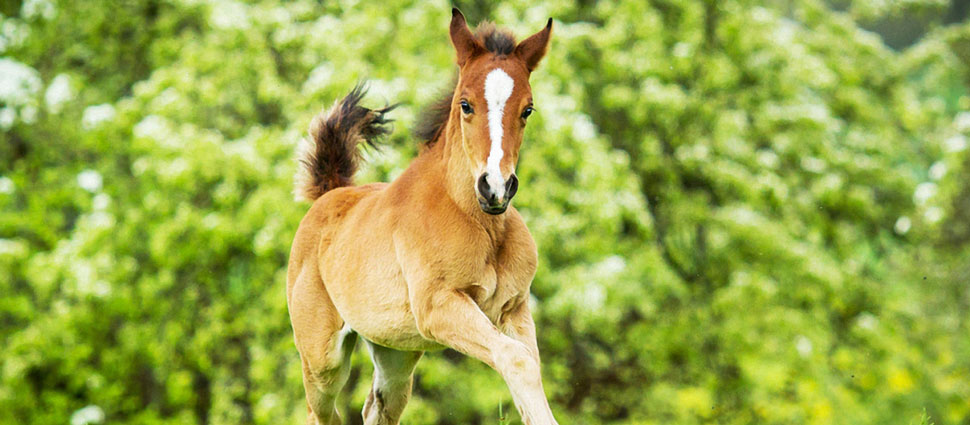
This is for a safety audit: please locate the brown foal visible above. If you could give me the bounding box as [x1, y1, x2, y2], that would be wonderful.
[286, 9, 557, 425]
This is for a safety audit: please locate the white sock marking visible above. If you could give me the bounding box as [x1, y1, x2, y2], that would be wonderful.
[484, 68, 514, 197]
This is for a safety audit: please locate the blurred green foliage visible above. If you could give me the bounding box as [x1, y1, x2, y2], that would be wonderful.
[2, 0, 969, 424]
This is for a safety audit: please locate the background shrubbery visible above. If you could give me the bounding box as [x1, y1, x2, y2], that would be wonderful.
[2, 0, 969, 424]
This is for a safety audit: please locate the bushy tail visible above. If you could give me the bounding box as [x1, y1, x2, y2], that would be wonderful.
[294, 84, 395, 202]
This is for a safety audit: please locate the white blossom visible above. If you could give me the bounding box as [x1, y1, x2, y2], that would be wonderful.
[0, 58, 42, 106]
[894, 216, 911, 235]
[795, 335, 813, 357]
[81, 104, 116, 129]
[70, 405, 104, 425]
[571, 115, 596, 141]
[800, 156, 826, 173]
[77, 170, 103, 193]
[955, 111, 970, 132]
[913, 182, 937, 205]
[210, 0, 250, 30]
[303, 63, 335, 93]
[0, 107, 15, 130]
[45, 74, 73, 113]
[757, 150, 780, 169]
[1, 20, 30, 53]
[672, 42, 691, 58]
[929, 161, 946, 181]
[856, 312, 877, 330]
[134, 115, 172, 141]
[19, 105, 37, 124]
[944, 134, 967, 153]
[22, 0, 57, 20]
[92, 193, 111, 210]
[0, 176, 14, 194]
[924, 207, 943, 224]
[0, 238, 27, 257]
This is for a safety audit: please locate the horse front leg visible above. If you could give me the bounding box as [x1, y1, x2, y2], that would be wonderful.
[412, 288, 558, 425]
[499, 295, 542, 362]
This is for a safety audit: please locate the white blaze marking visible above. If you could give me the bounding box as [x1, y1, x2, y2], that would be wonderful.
[483, 68, 514, 197]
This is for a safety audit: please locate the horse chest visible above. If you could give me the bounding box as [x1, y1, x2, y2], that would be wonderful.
[467, 263, 516, 323]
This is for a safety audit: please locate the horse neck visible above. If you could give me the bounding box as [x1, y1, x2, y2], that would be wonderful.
[423, 116, 508, 231]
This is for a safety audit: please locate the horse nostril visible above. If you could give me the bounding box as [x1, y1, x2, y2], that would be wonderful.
[477, 174, 490, 199]
[505, 174, 518, 199]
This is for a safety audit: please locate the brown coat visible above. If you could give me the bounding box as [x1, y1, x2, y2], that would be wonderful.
[286, 9, 557, 425]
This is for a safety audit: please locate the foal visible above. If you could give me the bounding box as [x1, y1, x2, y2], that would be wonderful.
[286, 9, 557, 425]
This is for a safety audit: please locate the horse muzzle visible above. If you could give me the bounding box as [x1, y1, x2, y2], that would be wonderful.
[476, 172, 518, 215]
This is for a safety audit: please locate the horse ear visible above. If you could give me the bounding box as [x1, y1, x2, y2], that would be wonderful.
[450, 8, 484, 67]
[514, 18, 553, 72]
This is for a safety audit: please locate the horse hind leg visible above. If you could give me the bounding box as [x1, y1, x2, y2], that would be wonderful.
[361, 340, 423, 425]
[289, 270, 358, 425]
[300, 324, 356, 425]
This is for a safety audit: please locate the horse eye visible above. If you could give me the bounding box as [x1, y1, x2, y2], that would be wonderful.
[521, 106, 534, 119]
[460, 100, 473, 114]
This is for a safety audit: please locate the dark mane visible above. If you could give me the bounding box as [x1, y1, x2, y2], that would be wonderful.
[413, 84, 456, 145]
[413, 22, 517, 146]
[475, 22, 516, 56]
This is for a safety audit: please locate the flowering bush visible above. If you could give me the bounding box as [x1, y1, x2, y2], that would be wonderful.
[1, 0, 968, 424]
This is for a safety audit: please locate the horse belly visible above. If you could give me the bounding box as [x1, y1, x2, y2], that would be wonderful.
[335, 268, 441, 351]
[321, 221, 441, 352]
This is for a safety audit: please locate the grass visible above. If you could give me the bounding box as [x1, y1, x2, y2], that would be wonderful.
[499, 401, 511, 425]
[915, 408, 935, 425]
